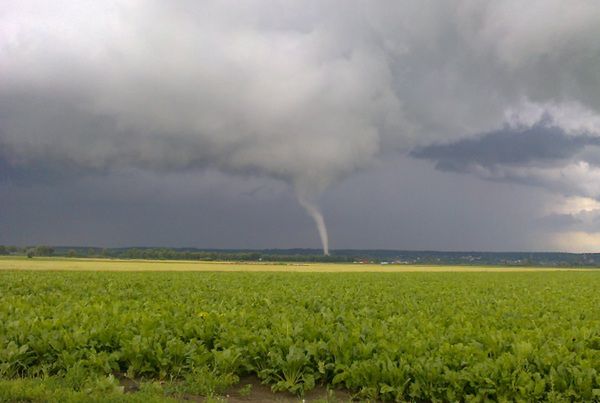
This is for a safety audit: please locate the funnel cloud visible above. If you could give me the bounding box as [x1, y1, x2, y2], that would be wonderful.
[297, 196, 329, 255]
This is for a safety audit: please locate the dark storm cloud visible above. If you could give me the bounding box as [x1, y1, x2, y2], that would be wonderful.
[411, 117, 600, 200]
[411, 122, 600, 173]
[0, 157, 551, 251]
[3, 1, 600, 186]
[0, 154, 82, 186]
[2, 1, 600, 251]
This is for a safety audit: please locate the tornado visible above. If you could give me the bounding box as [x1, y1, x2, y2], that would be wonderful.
[297, 197, 330, 256]
[0, 1, 392, 255]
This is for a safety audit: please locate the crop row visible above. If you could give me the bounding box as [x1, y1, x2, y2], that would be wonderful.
[1, 271, 599, 401]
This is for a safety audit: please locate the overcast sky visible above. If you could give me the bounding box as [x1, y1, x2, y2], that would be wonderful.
[2, 1, 600, 252]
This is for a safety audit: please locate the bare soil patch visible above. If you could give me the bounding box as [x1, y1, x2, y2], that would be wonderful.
[117, 374, 354, 402]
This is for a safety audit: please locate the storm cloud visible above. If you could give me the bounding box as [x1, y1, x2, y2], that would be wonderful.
[411, 122, 600, 172]
[2, 1, 600, 251]
[412, 118, 600, 199]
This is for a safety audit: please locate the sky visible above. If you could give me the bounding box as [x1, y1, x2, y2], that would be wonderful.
[2, 0, 600, 252]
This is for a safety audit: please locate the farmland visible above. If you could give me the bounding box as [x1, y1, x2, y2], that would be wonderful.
[0, 258, 599, 401]
[0, 256, 591, 273]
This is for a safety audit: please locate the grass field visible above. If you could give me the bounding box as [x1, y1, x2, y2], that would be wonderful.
[0, 258, 598, 402]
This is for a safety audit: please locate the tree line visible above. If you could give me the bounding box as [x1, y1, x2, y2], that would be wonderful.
[4, 245, 599, 266]
[0, 245, 353, 263]
[0, 245, 55, 257]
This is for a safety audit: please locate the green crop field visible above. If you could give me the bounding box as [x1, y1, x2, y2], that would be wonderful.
[0, 260, 598, 402]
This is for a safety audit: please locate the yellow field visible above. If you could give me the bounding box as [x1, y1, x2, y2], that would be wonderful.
[0, 256, 593, 272]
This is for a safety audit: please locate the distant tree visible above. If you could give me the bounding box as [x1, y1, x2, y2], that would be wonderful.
[0, 245, 7, 255]
[68, 249, 77, 258]
[34, 246, 54, 256]
[126, 248, 141, 259]
[26, 249, 35, 258]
